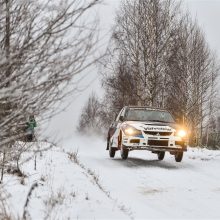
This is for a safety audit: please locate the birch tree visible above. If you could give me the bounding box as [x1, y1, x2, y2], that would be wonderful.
[166, 16, 219, 146]
[110, 0, 180, 106]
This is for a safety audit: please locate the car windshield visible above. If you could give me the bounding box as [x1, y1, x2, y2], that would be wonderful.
[125, 109, 175, 123]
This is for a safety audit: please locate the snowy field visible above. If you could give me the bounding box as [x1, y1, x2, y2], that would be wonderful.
[1, 135, 220, 219]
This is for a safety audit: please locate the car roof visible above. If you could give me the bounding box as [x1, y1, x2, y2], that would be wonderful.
[125, 106, 169, 111]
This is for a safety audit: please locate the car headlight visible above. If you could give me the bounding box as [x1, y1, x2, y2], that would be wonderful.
[122, 125, 142, 136]
[177, 129, 187, 138]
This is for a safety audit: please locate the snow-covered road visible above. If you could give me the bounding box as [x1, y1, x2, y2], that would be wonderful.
[64, 135, 220, 219]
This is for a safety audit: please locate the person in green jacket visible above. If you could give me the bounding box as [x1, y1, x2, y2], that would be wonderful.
[26, 115, 37, 141]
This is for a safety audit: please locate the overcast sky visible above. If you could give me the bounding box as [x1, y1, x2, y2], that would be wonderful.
[184, 0, 220, 55]
[43, 0, 220, 141]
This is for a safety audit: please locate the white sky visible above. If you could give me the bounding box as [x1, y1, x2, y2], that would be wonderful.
[43, 0, 220, 141]
[184, 0, 220, 55]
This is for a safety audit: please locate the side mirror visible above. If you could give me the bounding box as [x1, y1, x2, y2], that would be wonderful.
[119, 115, 124, 122]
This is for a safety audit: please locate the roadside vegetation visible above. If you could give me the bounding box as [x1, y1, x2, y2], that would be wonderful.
[0, 0, 100, 181]
[0, 0, 101, 217]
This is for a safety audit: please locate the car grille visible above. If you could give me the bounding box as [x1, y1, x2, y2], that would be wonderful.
[144, 131, 172, 136]
[148, 140, 169, 146]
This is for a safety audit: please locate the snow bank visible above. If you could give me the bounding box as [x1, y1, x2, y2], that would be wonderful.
[1, 142, 129, 219]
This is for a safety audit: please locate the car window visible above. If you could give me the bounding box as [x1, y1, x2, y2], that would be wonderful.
[116, 108, 123, 122]
[116, 108, 126, 122]
[125, 109, 174, 123]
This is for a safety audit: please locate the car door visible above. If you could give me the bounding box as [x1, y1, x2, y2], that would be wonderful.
[111, 107, 126, 148]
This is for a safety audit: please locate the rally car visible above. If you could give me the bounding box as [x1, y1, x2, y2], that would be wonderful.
[106, 106, 187, 162]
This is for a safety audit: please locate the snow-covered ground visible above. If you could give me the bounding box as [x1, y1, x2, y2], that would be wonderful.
[1, 136, 220, 219]
[1, 142, 128, 219]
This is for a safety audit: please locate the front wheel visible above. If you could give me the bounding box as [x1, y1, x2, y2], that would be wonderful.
[157, 152, 165, 160]
[120, 145, 129, 160]
[109, 146, 116, 158]
[175, 152, 183, 162]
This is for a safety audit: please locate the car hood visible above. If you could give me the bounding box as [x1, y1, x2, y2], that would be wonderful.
[123, 121, 182, 132]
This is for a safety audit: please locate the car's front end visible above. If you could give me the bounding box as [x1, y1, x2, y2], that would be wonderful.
[121, 122, 187, 153]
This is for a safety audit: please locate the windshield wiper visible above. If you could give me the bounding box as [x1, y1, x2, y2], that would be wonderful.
[147, 119, 173, 123]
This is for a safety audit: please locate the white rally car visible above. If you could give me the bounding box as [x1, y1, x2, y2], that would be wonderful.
[106, 106, 187, 162]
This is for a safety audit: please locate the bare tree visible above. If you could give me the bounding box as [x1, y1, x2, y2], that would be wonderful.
[0, 0, 101, 147]
[0, 0, 101, 183]
[166, 15, 219, 146]
[77, 92, 102, 135]
[108, 0, 180, 106]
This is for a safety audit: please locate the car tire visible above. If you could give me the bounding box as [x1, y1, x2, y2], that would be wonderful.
[120, 145, 129, 160]
[157, 152, 165, 160]
[175, 152, 183, 162]
[109, 145, 116, 158]
[106, 141, 109, 150]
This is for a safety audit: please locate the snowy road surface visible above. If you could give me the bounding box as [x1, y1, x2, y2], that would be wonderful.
[64, 135, 220, 219]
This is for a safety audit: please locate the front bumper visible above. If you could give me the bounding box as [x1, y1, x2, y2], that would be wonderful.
[122, 135, 187, 152]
